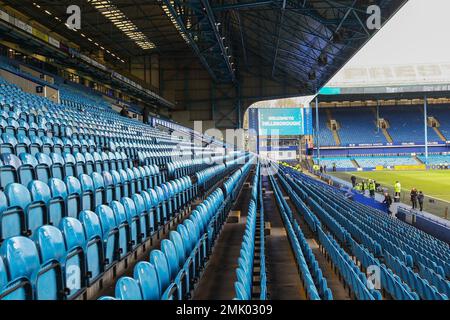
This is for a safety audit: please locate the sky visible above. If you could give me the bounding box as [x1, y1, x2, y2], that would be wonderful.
[250, 0, 450, 108]
[326, 0, 450, 83]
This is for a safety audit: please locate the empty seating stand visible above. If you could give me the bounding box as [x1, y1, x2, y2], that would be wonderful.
[280, 165, 450, 300]
[97, 156, 256, 300]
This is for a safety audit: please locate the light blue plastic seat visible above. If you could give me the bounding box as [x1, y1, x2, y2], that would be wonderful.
[115, 277, 143, 300]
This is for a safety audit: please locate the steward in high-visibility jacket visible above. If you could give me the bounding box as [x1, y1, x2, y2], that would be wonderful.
[354, 183, 362, 192]
[394, 181, 401, 202]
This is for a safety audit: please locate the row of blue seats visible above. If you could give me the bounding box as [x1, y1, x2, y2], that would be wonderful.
[299, 173, 450, 280]
[283, 166, 450, 300]
[0, 157, 236, 300]
[349, 236, 419, 300]
[0, 133, 97, 155]
[234, 164, 260, 300]
[278, 167, 384, 299]
[317, 228, 381, 300]
[0, 171, 195, 242]
[276, 172, 333, 299]
[269, 173, 322, 300]
[0, 152, 163, 190]
[99, 159, 255, 300]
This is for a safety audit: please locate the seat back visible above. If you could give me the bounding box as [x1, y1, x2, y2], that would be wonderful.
[48, 178, 68, 226]
[2, 183, 31, 239]
[149, 250, 171, 295]
[115, 277, 143, 300]
[0, 237, 40, 300]
[27, 180, 51, 236]
[58, 218, 87, 298]
[33, 226, 66, 300]
[133, 261, 160, 300]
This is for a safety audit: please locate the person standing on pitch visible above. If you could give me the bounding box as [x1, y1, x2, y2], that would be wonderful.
[417, 191, 424, 211]
[394, 181, 401, 203]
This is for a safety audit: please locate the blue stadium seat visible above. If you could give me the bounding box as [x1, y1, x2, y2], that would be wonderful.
[16, 134, 31, 155]
[79, 174, 94, 211]
[121, 197, 140, 249]
[49, 153, 65, 180]
[27, 180, 51, 235]
[48, 178, 68, 226]
[149, 249, 175, 299]
[0, 237, 41, 300]
[110, 200, 130, 259]
[18, 153, 38, 186]
[115, 277, 143, 300]
[77, 212, 104, 284]
[62, 153, 76, 177]
[35, 153, 52, 183]
[65, 176, 81, 218]
[32, 226, 69, 299]
[96, 205, 119, 269]
[0, 153, 21, 190]
[0, 133, 16, 154]
[133, 261, 160, 300]
[1, 183, 31, 240]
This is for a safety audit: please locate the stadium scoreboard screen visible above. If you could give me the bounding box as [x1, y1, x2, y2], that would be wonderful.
[253, 108, 313, 136]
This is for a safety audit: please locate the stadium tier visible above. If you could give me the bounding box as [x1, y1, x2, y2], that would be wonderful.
[280, 166, 450, 300]
[2, 0, 450, 304]
[315, 106, 449, 147]
[332, 107, 387, 145]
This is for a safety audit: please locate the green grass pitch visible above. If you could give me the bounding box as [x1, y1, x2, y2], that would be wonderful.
[336, 170, 450, 202]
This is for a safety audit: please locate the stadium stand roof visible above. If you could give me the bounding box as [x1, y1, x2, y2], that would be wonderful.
[1, 0, 407, 129]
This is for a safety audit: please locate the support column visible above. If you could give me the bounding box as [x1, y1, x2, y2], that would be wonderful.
[315, 95, 320, 163]
[424, 95, 429, 166]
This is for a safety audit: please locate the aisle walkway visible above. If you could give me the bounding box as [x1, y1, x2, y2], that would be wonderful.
[193, 175, 253, 300]
[263, 176, 306, 300]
